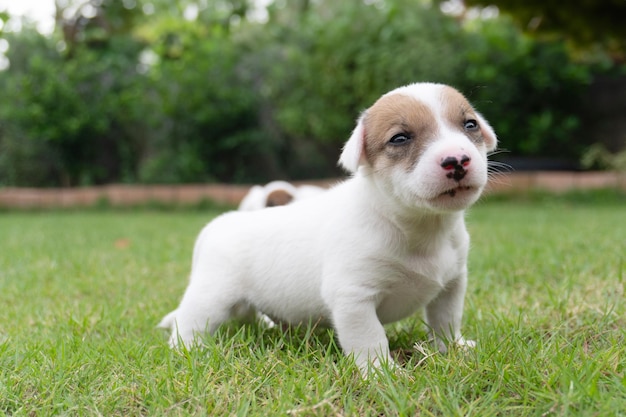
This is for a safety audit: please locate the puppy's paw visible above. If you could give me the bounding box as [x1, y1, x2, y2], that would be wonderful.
[455, 337, 476, 350]
[431, 337, 448, 354]
[358, 356, 401, 380]
[157, 310, 177, 330]
[257, 312, 277, 329]
[430, 335, 476, 354]
[168, 331, 205, 351]
[352, 349, 398, 379]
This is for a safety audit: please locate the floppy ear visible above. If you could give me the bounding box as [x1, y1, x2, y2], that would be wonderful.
[338, 114, 368, 173]
[475, 111, 498, 152]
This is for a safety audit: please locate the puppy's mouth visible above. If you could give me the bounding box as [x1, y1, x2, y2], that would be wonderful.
[439, 185, 474, 198]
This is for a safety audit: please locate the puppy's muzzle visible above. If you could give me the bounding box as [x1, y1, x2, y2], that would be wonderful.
[440, 155, 470, 182]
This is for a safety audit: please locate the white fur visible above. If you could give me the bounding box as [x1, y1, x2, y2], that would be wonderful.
[159, 82, 497, 374]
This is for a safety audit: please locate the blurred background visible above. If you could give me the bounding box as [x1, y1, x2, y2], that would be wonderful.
[0, 0, 624, 188]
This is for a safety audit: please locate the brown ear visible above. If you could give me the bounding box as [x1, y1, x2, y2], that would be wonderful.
[338, 114, 368, 173]
[265, 189, 294, 207]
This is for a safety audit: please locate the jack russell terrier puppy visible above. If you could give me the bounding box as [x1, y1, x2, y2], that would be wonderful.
[159, 82, 497, 373]
[238, 181, 325, 211]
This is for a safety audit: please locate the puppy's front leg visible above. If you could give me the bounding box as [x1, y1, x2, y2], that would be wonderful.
[425, 273, 475, 353]
[332, 301, 394, 374]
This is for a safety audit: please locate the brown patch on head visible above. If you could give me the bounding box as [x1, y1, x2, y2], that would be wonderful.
[266, 189, 294, 207]
[362, 93, 438, 172]
[440, 86, 487, 145]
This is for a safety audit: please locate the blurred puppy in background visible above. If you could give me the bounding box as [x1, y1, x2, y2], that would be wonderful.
[238, 180, 325, 210]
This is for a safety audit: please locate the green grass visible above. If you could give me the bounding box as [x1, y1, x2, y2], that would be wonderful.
[1, 199, 624, 416]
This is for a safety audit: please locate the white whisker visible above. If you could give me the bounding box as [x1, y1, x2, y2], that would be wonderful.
[487, 148, 511, 158]
[488, 159, 514, 174]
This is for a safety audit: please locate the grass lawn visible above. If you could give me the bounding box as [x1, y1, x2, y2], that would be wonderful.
[1, 195, 624, 416]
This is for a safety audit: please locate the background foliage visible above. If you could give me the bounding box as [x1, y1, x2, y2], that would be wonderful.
[464, 0, 626, 61]
[0, 0, 622, 186]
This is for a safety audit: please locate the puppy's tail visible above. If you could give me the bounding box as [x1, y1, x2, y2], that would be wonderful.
[157, 309, 177, 330]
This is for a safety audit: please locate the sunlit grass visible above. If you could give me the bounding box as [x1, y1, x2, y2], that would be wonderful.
[1, 198, 624, 415]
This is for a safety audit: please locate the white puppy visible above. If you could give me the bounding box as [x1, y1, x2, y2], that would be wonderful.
[159, 82, 497, 373]
[238, 181, 298, 210]
[238, 180, 325, 210]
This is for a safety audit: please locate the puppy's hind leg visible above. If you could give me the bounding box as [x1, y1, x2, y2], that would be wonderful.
[166, 286, 239, 348]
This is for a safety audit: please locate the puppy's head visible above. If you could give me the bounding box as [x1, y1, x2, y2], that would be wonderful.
[339, 83, 497, 212]
[266, 189, 295, 207]
[263, 181, 298, 208]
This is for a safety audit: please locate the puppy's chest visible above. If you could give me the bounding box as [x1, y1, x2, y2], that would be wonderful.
[376, 245, 462, 323]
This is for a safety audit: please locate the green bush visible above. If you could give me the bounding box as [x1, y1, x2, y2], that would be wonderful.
[139, 22, 275, 183]
[255, 3, 600, 168]
[458, 16, 594, 160]
[259, 0, 466, 146]
[0, 0, 618, 187]
[0, 30, 63, 186]
[0, 28, 149, 186]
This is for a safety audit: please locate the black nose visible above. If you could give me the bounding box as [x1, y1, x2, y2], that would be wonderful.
[440, 155, 471, 182]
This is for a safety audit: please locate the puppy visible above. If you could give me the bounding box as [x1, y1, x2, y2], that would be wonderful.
[238, 180, 325, 210]
[159, 82, 497, 373]
[238, 181, 298, 210]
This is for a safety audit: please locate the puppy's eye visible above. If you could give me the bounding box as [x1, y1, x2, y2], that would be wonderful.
[388, 133, 411, 145]
[464, 119, 479, 131]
